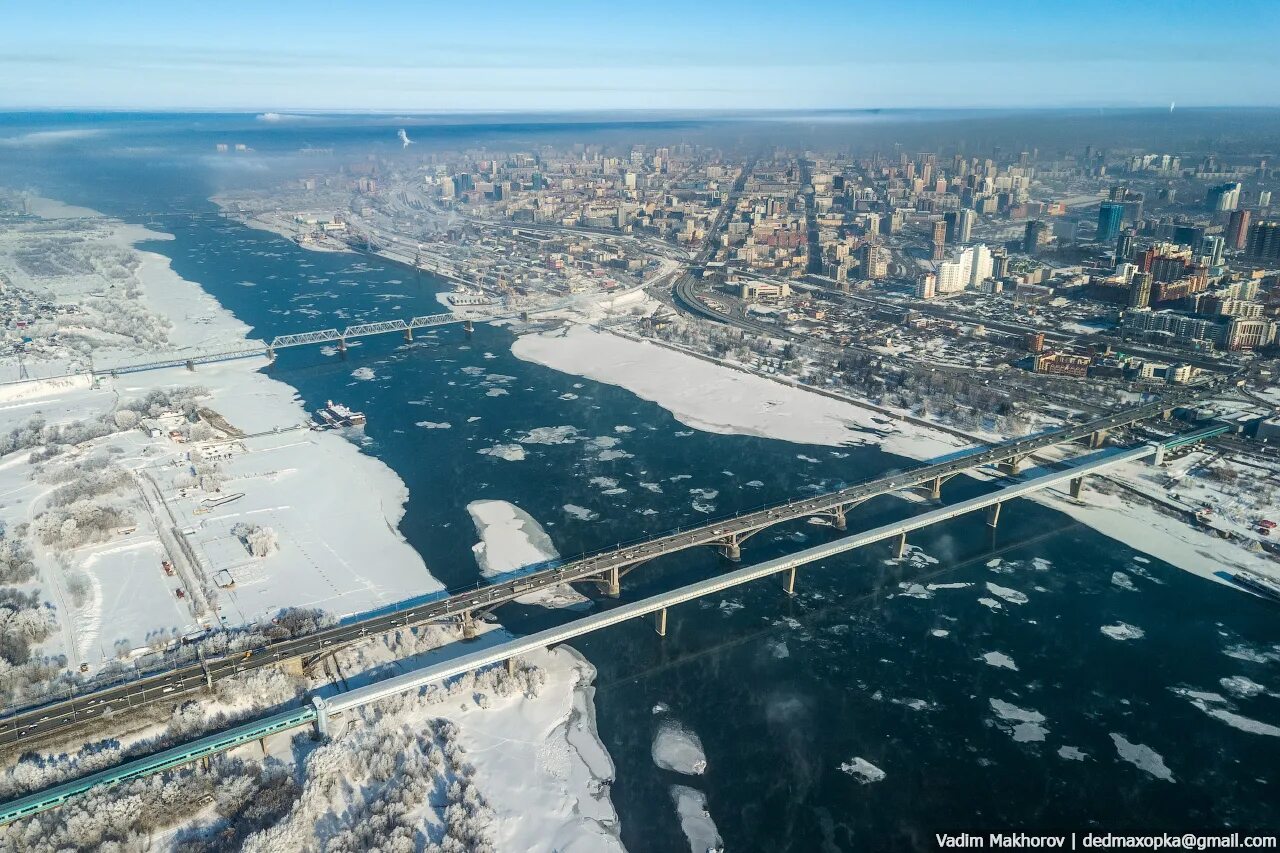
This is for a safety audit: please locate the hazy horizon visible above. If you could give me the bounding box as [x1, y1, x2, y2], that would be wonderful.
[5, 0, 1279, 112]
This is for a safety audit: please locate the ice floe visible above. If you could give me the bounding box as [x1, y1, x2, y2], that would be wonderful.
[981, 652, 1019, 671]
[652, 718, 708, 775]
[1171, 687, 1280, 737]
[669, 785, 722, 853]
[838, 757, 886, 784]
[1110, 733, 1174, 781]
[478, 443, 526, 462]
[519, 425, 583, 445]
[1111, 571, 1138, 591]
[1219, 676, 1270, 698]
[985, 582, 1029, 605]
[1100, 623, 1145, 641]
[989, 698, 1048, 742]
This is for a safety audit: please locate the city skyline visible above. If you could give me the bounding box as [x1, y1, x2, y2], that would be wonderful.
[5, 0, 1280, 111]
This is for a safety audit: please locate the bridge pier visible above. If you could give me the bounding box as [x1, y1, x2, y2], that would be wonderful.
[185, 359, 195, 372]
[719, 536, 742, 561]
[505, 657, 517, 677]
[928, 476, 943, 501]
[893, 532, 908, 559]
[986, 501, 1002, 528]
[1069, 476, 1085, 500]
[831, 506, 847, 531]
[338, 337, 348, 354]
[783, 565, 797, 596]
[1088, 428, 1109, 450]
[605, 566, 621, 597]
[460, 614, 478, 640]
[313, 697, 330, 739]
[463, 319, 474, 336]
[1150, 442, 1166, 467]
[997, 458, 1022, 477]
[404, 327, 413, 342]
[267, 346, 276, 362]
[655, 607, 668, 637]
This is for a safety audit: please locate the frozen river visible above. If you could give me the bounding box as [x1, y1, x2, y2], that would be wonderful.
[6, 115, 1279, 849]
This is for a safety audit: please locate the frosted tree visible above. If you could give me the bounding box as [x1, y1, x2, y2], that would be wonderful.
[230, 523, 279, 558]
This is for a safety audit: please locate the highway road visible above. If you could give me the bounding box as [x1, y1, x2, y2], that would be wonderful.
[0, 395, 1197, 754]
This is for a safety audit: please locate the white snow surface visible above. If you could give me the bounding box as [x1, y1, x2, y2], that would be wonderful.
[467, 499, 588, 608]
[0, 199, 444, 655]
[1101, 623, 1146, 641]
[512, 325, 966, 458]
[652, 717, 708, 775]
[512, 323, 1278, 594]
[449, 647, 625, 853]
[669, 785, 723, 853]
[839, 757, 886, 783]
[989, 698, 1048, 743]
[1, 198, 623, 850]
[1110, 733, 1174, 781]
[981, 651, 1019, 671]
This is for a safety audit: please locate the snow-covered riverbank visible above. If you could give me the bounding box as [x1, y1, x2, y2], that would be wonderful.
[0, 197, 625, 851]
[513, 324, 968, 460]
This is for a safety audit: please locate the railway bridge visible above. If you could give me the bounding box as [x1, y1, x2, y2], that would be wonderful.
[0, 440, 1182, 825]
[93, 309, 497, 377]
[0, 396, 1204, 755]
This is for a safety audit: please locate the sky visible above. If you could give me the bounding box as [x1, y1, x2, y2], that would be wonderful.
[4, 0, 1279, 112]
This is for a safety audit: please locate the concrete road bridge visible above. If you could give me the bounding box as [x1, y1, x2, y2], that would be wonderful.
[0, 398, 1204, 756]
[0, 442, 1166, 825]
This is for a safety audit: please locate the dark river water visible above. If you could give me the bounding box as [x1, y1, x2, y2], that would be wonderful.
[4, 114, 1279, 850]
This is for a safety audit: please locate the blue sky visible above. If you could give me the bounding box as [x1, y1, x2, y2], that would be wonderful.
[4, 0, 1278, 111]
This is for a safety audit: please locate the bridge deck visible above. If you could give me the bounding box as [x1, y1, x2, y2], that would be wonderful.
[330, 443, 1153, 714]
[0, 443, 1153, 826]
[0, 403, 1190, 749]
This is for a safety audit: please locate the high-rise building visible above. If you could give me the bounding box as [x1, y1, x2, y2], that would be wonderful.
[945, 208, 975, 243]
[931, 220, 947, 261]
[860, 244, 890, 279]
[1200, 235, 1225, 267]
[991, 248, 1009, 279]
[915, 272, 937, 300]
[970, 244, 993, 286]
[1023, 220, 1050, 254]
[943, 211, 959, 243]
[1116, 231, 1135, 261]
[935, 244, 991, 294]
[937, 256, 969, 294]
[1246, 220, 1280, 261]
[1097, 202, 1124, 244]
[1207, 182, 1242, 211]
[1227, 209, 1252, 250]
[1170, 223, 1206, 246]
[1128, 272, 1152, 309]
